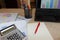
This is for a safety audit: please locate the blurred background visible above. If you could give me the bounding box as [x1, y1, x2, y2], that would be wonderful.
[0, 0, 36, 8]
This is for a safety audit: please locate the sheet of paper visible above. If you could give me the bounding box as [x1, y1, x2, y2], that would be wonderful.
[50, 0, 54, 8]
[41, 0, 46, 8]
[54, 0, 58, 8]
[0, 13, 18, 23]
[41, 0, 50, 8]
[16, 15, 31, 22]
[27, 22, 54, 40]
[57, 0, 60, 8]
[0, 20, 28, 36]
[46, 0, 50, 8]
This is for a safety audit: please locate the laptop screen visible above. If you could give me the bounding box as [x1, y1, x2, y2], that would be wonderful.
[36, 0, 60, 8]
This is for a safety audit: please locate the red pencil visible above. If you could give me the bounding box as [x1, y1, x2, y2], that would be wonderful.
[34, 22, 40, 34]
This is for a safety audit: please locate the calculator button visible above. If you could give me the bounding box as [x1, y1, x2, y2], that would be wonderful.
[7, 32, 24, 40]
[13, 34, 16, 37]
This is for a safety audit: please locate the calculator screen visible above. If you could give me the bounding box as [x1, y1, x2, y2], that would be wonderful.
[0, 24, 16, 36]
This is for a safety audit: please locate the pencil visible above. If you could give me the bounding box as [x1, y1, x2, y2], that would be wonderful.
[34, 22, 40, 34]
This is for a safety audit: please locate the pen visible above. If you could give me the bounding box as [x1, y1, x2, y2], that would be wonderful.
[34, 22, 40, 34]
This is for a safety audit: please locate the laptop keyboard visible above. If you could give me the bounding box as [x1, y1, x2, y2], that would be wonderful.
[35, 9, 60, 22]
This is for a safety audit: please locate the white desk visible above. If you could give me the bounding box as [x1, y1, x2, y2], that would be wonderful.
[0, 9, 60, 40]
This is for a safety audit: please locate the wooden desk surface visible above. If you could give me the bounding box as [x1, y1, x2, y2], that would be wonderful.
[0, 8, 60, 40]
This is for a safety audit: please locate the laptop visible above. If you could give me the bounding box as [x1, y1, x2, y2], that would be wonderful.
[35, 0, 60, 22]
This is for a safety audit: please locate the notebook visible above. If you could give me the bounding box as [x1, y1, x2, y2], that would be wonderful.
[27, 22, 54, 40]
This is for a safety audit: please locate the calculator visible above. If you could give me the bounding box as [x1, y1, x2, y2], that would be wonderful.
[0, 24, 26, 40]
